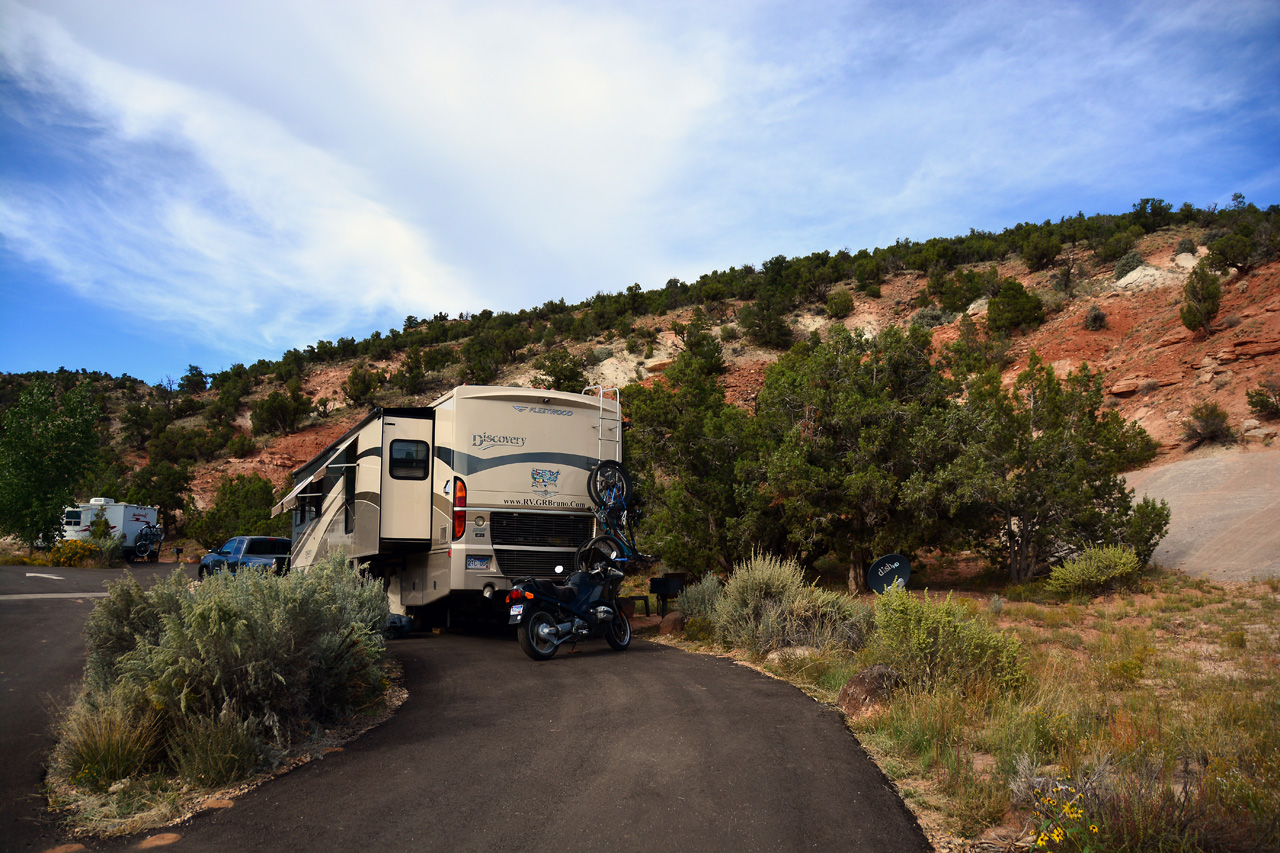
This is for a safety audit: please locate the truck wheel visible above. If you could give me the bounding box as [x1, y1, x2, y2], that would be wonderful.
[518, 610, 559, 661]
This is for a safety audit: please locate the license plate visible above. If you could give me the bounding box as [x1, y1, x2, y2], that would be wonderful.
[508, 603, 524, 624]
[467, 555, 491, 570]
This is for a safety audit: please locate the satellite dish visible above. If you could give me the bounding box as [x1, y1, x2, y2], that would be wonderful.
[867, 554, 911, 593]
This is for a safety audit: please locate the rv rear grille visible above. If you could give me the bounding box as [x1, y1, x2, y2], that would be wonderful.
[489, 512, 594, 548]
[493, 548, 577, 578]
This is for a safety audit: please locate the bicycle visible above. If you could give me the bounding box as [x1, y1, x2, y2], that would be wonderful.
[577, 460, 654, 573]
[133, 523, 164, 561]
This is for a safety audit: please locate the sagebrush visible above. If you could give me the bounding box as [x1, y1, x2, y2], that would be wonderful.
[1046, 546, 1142, 596]
[54, 550, 389, 806]
[712, 552, 870, 657]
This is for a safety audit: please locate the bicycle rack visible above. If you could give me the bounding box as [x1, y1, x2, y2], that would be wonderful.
[583, 385, 622, 463]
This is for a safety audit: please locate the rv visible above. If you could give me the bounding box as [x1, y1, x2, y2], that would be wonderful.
[62, 497, 161, 560]
[273, 386, 622, 623]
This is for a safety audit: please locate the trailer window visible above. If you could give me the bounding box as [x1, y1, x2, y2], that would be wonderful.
[388, 440, 429, 480]
[64, 510, 82, 526]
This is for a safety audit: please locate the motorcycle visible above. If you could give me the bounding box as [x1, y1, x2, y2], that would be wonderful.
[507, 536, 632, 661]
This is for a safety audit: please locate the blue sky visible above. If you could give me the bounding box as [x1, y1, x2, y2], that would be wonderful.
[2, 0, 1278, 383]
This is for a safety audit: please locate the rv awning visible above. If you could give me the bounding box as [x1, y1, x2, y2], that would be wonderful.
[271, 433, 358, 517]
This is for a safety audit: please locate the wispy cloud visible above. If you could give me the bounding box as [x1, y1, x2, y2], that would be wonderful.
[0, 0, 1277, 377]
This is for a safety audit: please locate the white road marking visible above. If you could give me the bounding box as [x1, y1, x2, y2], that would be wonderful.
[25, 572, 64, 580]
[0, 592, 108, 600]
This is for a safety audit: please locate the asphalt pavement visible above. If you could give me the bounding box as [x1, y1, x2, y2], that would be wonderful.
[0, 563, 191, 852]
[1, 565, 929, 853]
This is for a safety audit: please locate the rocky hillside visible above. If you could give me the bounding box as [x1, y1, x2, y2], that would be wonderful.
[173, 226, 1279, 510]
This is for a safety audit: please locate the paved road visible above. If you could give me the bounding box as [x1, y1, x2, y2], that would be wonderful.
[1, 565, 928, 853]
[1126, 446, 1280, 581]
[0, 563, 190, 852]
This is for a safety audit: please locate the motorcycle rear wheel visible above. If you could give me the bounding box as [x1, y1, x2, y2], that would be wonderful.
[519, 609, 560, 661]
[605, 600, 631, 651]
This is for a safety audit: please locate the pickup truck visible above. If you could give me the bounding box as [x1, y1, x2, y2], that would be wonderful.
[197, 536, 292, 578]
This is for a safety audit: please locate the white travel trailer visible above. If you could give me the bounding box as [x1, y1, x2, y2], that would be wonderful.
[273, 386, 622, 623]
[62, 497, 161, 560]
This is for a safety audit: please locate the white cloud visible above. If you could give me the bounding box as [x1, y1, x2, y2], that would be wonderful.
[1, 0, 1277, 378]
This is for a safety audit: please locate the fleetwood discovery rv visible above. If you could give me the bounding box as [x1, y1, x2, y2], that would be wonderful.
[273, 385, 622, 623]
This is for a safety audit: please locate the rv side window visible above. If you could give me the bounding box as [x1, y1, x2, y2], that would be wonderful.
[388, 440, 429, 480]
[64, 510, 82, 526]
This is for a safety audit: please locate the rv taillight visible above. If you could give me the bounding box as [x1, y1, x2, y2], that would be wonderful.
[452, 477, 467, 540]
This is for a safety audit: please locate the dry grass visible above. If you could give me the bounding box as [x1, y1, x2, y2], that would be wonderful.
[657, 567, 1280, 850]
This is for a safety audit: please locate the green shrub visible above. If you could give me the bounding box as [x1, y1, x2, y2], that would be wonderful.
[168, 713, 264, 787]
[55, 692, 163, 790]
[864, 284, 881, 299]
[1084, 305, 1107, 331]
[912, 305, 956, 329]
[1175, 237, 1197, 256]
[683, 615, 715, 642]
[826, 289, 854, 319]
[1182, 401, 1235, 446]
[986, 280, 1044, 334]
[88, 533, 125, 567]
[1114, 250, 1144, 280]
[49, 538, 101, 567]
[1046, 546, 1142, 596]
[1180, 262, 1221, 333]
[676, 574, 723, 620]
[227, 433, 256, 458]
[1246, 376, 1280, 419]
[1021, 232, 1062, 272]
[718, 324, 740, 343]
[712, 552, 867, 657]
[84, 552, 388, 744]
[868, 587, 1025, 693]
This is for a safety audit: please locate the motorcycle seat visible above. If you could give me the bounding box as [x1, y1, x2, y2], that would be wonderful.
[534, 579, 576, 604]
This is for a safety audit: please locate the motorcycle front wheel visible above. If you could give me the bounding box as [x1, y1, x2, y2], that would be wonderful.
[605, 600, 631, 651]
[518, 609, 560, 661]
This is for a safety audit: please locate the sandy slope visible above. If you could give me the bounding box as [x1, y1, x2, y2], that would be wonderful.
[1125, 446, 1280, 581]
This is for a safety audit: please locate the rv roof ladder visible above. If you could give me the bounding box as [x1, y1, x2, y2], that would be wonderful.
[584, 385, 622, 463]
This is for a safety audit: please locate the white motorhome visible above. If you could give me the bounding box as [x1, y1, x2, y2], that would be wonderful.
[62, 497, 160, 560]
[273, 386, 622, 623]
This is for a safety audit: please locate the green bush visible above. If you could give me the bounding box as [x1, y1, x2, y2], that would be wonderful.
[168, 713, 264, 787]
[1182, 401, 1235, 446]
[683, 615, 715, 642]
[712, 552, 867, 657]
[1084, 305, 1108, 331]
[1180, 262, 1221, 333]
[1021, 233, 1062, 272]
[1114, 250, 1144, 280]
[826, 289, 854, 319]
[912, 305, 956, 329]
[1175, 237, 1197, 256]
[83, 552, 389, 747]
[987, 280, 1044, 334]
[676, 574, 723, 620]
[1246, 376, 1280, 419]
[227, 433, 256, 458]
[1045, 546, 1142, 596]
[868, 587, 1025, 693]
[55, 692, 163, 790]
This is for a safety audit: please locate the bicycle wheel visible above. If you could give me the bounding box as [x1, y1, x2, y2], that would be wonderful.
[587, 461, 631, 508]
[576, 533, 626, 573]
